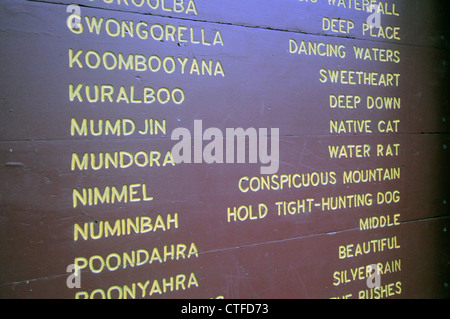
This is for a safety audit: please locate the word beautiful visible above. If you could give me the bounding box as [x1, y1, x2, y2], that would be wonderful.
[171, 120, 280, 174]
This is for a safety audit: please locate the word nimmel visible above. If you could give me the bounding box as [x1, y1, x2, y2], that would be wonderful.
[171, 120, 280, 174]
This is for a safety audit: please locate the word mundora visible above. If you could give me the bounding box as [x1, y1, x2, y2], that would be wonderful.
[71, 150, 175, 171]
[171, 120, 280, 174]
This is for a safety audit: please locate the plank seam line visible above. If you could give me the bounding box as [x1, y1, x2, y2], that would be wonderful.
[1, 131, 450, 144]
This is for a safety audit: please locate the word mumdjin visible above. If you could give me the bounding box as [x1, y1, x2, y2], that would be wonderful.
[170, 120, 279, 174]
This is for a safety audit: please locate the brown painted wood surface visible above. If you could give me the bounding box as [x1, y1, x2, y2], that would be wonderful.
[0, 0, 449, 299]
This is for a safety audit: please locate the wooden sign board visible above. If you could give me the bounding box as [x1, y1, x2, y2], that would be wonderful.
[0, 0, 449, 299]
